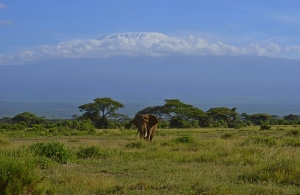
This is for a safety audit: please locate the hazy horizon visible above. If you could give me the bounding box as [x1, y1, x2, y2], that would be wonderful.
[1, 55, 299, 118]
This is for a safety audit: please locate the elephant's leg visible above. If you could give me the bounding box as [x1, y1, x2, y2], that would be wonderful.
[146, 128, 152, 142]
[149, 130, 155, 142]
[139, 128, 144, 140]
[149, 125, 157, 142]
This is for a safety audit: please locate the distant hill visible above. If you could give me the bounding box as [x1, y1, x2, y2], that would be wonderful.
[0, 55, 299, 118]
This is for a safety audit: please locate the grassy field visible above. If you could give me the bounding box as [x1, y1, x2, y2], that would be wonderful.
[1, 125, 300, 194]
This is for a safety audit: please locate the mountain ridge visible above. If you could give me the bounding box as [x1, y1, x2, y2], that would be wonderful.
[97, 32, 168, 40]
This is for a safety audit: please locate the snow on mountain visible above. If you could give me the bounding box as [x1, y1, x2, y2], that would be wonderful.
[0, 32, 284, 65]
[98, 32, 168, 40]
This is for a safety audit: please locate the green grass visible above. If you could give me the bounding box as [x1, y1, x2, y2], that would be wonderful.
[0, 125, 300, 194]
[0, 149, 47, 194]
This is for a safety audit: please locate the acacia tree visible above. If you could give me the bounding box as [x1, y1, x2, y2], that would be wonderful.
[108, 112, 130, 123]
[284, 114, 300, 121]
[136, 99, 206, 128]
[136, 106, 164, 119]
[162, 99, 204, 120]
[78, 97, 124, 128]
[163, 99, 206, 128]
[283, 114, 300, 125]
[206, 107, 240, 128]
[249, 113, 273, 125]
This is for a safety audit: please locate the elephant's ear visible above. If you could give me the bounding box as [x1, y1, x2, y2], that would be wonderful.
[133, 115, 140, 127]
[148, 115, 158, 127]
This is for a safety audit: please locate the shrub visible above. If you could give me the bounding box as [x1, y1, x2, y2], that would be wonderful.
[0, 123, 12, 130]
[56, 126, 71, 133]
[18, 121, 28, 127]
[260, 124, 271, 130]
[231, 121, 247, 129]
[173, 134, 194, 144]
[189, 120, 199, 128]
[88, 128, 96, 135]
[0, 156, 44, 194]
[78, 120, 95, 131]
[124, 121, 134, 129]
[77, 146, 100, 158]
[29, 141, 74, 164]
[31, 124, 46, 132]
[12, 123, 26, 131]
[158, 121, 169, 128]
[36, 156, 55, 169]
[48, 128, 57, 133]
[246, 120, 253, 126]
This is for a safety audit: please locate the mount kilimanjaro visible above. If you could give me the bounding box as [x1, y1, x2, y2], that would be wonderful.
[98, 32, 168, 40]
[0, 32, 300, 118]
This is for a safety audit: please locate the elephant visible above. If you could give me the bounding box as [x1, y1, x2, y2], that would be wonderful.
[133, 114, 159, 142]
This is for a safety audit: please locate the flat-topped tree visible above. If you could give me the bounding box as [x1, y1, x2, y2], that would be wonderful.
[136, 106, 164, 119]
[206, 107, 240, 128]
[136, 99, 206, 128]
[162, 99, 205, 121]
[78, 97, 124, 128]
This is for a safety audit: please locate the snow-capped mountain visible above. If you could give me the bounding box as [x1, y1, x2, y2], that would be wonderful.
[1, 32, 300, 118]
[95, 31, 251, 57]
[0, 31, 285, 66]
[98, 32, 169, 40]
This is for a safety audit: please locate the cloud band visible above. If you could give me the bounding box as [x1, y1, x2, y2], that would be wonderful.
[0, 32, 299, 65]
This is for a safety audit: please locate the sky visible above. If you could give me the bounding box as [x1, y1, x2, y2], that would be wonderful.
[1, 0, 300, 117]
[1, 0, 300, 65]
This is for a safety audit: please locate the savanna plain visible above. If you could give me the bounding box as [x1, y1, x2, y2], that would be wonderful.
[1, 126, 300, 195]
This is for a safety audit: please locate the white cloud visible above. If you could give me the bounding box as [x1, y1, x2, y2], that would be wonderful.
[285, 46, 300, 52]
[0, 32, 299, 65]
[0, 20, 13, 25]
[0, 3, 6, 9]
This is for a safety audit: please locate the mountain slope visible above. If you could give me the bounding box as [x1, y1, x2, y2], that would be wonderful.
[0, 55, 300, 118]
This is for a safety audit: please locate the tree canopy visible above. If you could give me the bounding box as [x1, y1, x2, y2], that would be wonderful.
[78, 97, 124, 128]
[136, 99, 206, 128]
[206, 107, 239, 128]
[137, 106, 164, 119]
[12, 112, 45, 126]
[162, 99, 205, 121]
[249, 113, 273, 125]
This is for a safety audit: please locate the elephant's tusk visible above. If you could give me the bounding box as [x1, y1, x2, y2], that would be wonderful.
[144, 131, 147, 138]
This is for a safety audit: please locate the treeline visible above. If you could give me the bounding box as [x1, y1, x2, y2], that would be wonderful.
[1, 97, 300, 132]
[0, 112, 96, 134]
